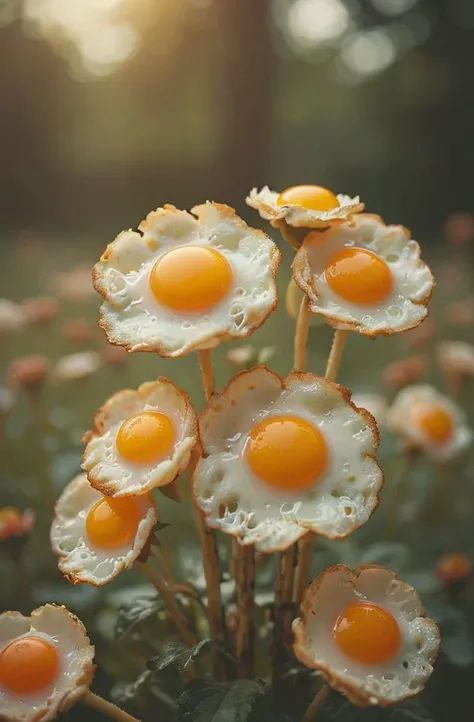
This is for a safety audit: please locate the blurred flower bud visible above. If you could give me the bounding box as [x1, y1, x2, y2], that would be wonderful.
[405, 317, 435, 350]
[226, 345, 256, 368]
[102, 344, 129, 367]
[50, 266, 95, 302]
[0, 507, 35, 560]
[0, 299, 26, 336]
[62, 318, 94, 345]
[443, 212, 474, 248]
[383, 356, 426, 389]
[436, 553, 472, 586]
[445, 297, 474, 328]
[54, 351, 101, 382]
[7, 355, 49, 391]
[22, 296, 59, 326]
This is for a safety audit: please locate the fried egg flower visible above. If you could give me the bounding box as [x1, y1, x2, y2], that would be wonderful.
[437, 340, 474, 378]
[293, 214, 434, 337]
[93, 203, 281, 358]
[387, 385, 472, 461]
[0, 604, 95, 722]
[246, 185, 363, 230]
[351, 394, 388, 428]
[82, 378, 196, 497]
[293, 565, 439, 706]
[193, 366, 382, 553]
[51, 474, 156, 586]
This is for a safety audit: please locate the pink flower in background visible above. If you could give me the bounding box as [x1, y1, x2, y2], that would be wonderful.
[7, 355, 49, 391]
[0, 507, 35, 543]
[383, 356, 427, 389]
[22, 296, 59, 325]
[445, 297, 474, 328]
[443, 212, 474, 247]
[405, 317, 435, 350]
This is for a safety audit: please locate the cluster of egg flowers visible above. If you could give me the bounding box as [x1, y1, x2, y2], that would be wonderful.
[1, 190, 447, 720]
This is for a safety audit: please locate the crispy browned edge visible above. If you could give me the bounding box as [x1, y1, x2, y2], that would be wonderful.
[191, 365, 383, 553]
[292, 564, 441, 707]
[81, 377, 198, 497]
[246, 190, 365, 229]
[92, 202, 282, 358]
[292, 214, 436, 338]
[50, 474, 157, 586]
[0, 604, 96, 722]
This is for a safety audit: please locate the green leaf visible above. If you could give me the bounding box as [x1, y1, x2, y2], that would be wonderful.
[178, 678, 264, 722]
[147, 639, 212, 673]
[112, 670, 178, 722]
[115, 593, 164, 640]
[154, 521, 171, 533]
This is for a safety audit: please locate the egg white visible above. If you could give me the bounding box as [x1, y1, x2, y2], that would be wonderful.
[93, 202, 281, 357]
[246, 186, 363, 227]
[293, 565, 440, 706]
[293, 214, 434, 336]
[387, 385, 472, 461]
[51, 474, 156, 586]
[82, 378, 196, 497]
[193, 366, 382, 553]
[0, 605, 94, 722]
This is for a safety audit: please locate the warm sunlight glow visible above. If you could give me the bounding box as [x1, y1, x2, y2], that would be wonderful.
[23, 0, 140, 77]
[285, 0, 350, 49]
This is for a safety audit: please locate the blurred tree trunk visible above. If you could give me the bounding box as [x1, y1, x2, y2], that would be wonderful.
[215, 0, 274, 207]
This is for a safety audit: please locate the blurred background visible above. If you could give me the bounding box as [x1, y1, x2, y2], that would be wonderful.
[2, 1, 474, 720]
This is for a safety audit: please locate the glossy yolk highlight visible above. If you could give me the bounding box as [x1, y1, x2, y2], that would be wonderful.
[325, 247, 393, 305]
[334, 602, 401, 665]
[277, 185, 339, 211]
[0, 636, 59, 695]
[411, 403, 454, 445]
[246, 415, 327, 492]
[116, 411, 175, 465]
[86, 496, 143, 549]
[149, 245, 233, 313]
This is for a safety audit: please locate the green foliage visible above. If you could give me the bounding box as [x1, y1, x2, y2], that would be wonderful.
[177, 678, 265, 722]
[147, 639, 212, 674]
[115, 593, 165, 641]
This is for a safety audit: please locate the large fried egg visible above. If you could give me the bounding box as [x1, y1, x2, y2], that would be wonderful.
[292, 214, 434, 337]
[93, 202, 281, 357]
[246, 185, 363, 228]
[0, 604, 95, 722]
[193, 366, 382, 553]
[51, 474, 156, 586]
[293, 565, 439, 706]
[387, 384, 472, 461]
[82, 378, 196, 497]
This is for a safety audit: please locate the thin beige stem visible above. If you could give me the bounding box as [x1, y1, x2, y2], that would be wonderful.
[198, 349, 215, 401]
[293, 533, 313, 606]
[302, 685, 331, 722]
[231, 539, 256, 678]
[294, 298, 310, 371]
[273, 544, 298, 681]
[83, 691, 142, 722]
[324, 329, 348, 381]
[150, 542, 175, 587]
[387, 449, 420, 537]
[137, 561, 197, 647]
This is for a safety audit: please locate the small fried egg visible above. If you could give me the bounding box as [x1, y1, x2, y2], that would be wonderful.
[0, 604, 95, 722]
[246, 185, 364, 229]
[193, 366, 382, 553]
[82, 378, 196, 497]
[93, 202, 281, 357]
[293, 565, 439, 706]
[437, 340, 474, 377]
[387, 385, 472, 461]
[51, 474, 156, 585]
[292, 214, 434, 337]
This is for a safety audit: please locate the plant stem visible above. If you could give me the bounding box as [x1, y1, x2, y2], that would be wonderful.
[198, 349, 215, 401]
[150, 541, 175, 587]
[273, 544, 298, 681]
[83, 691, 142, 722]
[386, 449, 420, 537]
[194, 351, 227, 679]
[293, 533, 313, 606]
[231, 539, 256, 678]
[325, 329, 348, 381]
[302, 685, 331, 722]
[137, 561, 197, 647]
[294, 298, 310, 371]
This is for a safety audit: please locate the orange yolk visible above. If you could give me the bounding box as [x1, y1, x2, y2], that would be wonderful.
[325, 247, 393, 306]
[277, 185, 339, 211]
[411, 403, 454, 445]
[116, 411, 175, 465]
[149, 245, 233, 313]
[334, 602, 401, 665]
[0, 636, 59, 695]
[86, 496, 143, 549]
[246, 415, 327, 492]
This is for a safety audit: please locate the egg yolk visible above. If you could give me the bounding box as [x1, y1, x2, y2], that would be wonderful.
[116, 411, 175, 465]
[277, 185, 339, 211]
[334, 602, 401, 666]
[411, 403, 454, 445]
[86, 497, 143, 549]
[325, 247, 393, 306]
[0, 636, 59, 695]
[149, 245, 233, 313]
[246, 415, 327, 492]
